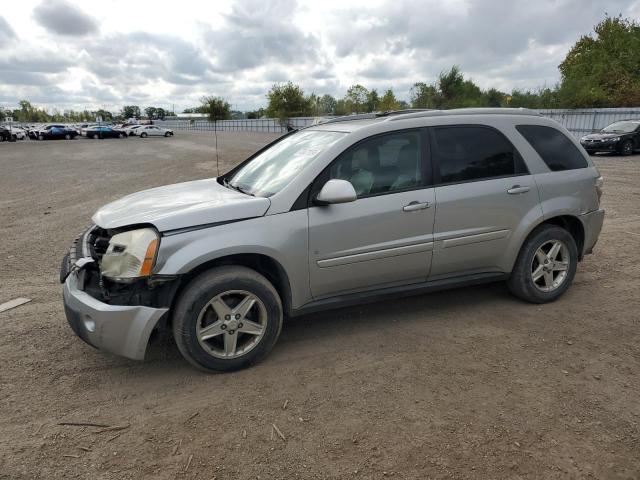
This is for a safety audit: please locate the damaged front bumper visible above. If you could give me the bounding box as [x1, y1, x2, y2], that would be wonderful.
[63, 272, 168, 360]
[61, 225, 175, 361]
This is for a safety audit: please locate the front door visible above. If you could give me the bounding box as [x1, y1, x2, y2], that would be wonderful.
[308, 129, 436, 299]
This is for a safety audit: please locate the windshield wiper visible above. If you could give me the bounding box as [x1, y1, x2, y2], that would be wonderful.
[226, 182, 255, 196]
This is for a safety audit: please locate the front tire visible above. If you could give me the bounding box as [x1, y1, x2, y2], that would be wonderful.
[172, 266, 283, 372]
[507, 224, 578, 303]
[38, 134, 44, 141]
[621, 139, 634, 156]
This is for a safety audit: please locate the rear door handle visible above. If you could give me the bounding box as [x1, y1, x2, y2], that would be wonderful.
[403, 201, 430, 212]
[507, 185, 531, 195]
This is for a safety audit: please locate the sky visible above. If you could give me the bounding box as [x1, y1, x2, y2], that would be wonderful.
[0, 0, 639, 113]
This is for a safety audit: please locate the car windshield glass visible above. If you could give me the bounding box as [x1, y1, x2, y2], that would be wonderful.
[226, 130, 346, 197]
[602, 122, 638, 133]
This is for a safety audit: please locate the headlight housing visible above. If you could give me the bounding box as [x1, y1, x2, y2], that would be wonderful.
[100, 228, 159, 281]
[608, 137, 620, 142]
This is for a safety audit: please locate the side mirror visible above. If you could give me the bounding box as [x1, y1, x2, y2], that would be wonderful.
[315, 179, 357, 205]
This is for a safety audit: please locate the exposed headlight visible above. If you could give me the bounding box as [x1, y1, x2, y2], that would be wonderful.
[609, 137, 621, 142]
[100, 228, 159, 281]
[580, 136, 588, 141]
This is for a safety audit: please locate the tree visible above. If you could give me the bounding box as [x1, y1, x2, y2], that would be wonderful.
[318, 94, 337, 115]
[410, 82, 438, 109]
[144, 107, 157, 119]
[378, 89, 400, 111]
[266, 82, 312, 123]
[121, 105, 141, 119]
[94, 109, 113, 121]
[200, 96, 231, 121]
[558, 15, 640, 107]
[344, 84, 368, 113]
[484, 88, 506, 107]
[366, 89, 380, 112]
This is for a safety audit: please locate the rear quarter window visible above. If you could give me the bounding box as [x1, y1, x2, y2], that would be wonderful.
[516, 125, 588, 171]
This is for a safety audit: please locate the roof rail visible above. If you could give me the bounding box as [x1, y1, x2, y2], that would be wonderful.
[387, 107, 541, 121]
[318, 113, 378, 124]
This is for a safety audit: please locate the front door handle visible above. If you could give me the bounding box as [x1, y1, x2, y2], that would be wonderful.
[507, 185, 531, 195]
[403, 201, 430, 212]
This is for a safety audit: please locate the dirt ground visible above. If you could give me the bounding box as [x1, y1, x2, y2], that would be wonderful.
[0, 131, 639, 480]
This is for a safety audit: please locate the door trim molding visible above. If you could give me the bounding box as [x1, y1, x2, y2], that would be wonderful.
[442, 229, 510, 249]
[317, 241, 434, 268]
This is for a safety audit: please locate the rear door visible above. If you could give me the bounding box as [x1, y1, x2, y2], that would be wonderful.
[428, 125, 541, 279]
[308, 129, 436, 299]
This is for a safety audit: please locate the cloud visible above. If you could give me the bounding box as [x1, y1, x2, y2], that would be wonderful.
[33, 0, 98, 36]
[0, 0, 638, 112]
[206, 0, 320, 72]
[0, 15, 16, 42]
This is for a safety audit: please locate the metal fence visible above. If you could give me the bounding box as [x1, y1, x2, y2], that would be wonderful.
[533, 108, 640, 138]
[157, 108, 640, 138]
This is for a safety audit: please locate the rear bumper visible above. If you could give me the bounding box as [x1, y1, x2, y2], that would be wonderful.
[580, 208, 605, 256]
[62, 272, 168, 360]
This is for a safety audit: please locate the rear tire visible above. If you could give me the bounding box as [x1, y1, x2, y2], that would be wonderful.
[507, 224, 578, 303]
[140, 132, 147, 138]
[164, 132, 170, 137]
[172, 266, 283, 372]
[38, 134, 44, 141]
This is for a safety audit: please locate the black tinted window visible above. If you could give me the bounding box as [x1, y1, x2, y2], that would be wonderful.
[516, 125, 587, 171]
[330, 130, 423, 197]
[433, 126, 526, 183]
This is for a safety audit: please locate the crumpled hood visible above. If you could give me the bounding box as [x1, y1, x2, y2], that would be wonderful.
[582, 133, 624, 140]
[92, 178, 270, 232]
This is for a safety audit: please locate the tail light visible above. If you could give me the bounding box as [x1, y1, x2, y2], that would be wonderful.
[595, 176, 603, 206]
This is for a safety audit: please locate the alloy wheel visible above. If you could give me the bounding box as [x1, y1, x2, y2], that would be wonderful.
[196, 290, 267, 359]
[531, 239, 570, 292]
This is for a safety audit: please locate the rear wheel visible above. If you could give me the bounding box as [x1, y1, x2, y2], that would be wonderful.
[621, 139, 634, 156]
[172, 266, 283, 372]
[38, 134, 44, 141]
[64, 134, 71, 140]
[118, 133, 124, 138]
[164, 132, 170, 137]
[507, 224, 578, 303]
[140, 132, 147, 138]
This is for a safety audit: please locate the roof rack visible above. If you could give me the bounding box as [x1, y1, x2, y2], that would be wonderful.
[387, 107, 540, 121]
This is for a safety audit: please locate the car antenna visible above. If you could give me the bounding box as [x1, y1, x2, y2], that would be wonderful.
[214, 117, 220, 177]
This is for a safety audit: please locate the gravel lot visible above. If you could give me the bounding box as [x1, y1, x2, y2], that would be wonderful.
[1, 131, 639, 479]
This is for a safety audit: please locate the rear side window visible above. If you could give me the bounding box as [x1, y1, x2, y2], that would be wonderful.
[432, 126, 527, 184]
[516, 125, 588, 171]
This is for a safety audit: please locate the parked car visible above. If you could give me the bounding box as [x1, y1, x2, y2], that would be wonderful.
[0, 126, 17, 142]
[35, 125, 78, 140]
[86, 126, 127, 139]
[124, 125, 144, 136]
[580, 120, 640, 155]
[10, 127, 27, 140]
[136, 125, 173, 137]
[60, 108, 604, 372]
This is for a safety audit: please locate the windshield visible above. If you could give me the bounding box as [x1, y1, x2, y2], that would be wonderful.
[225, 130, 346, 197]
[602, 121, 639, 133]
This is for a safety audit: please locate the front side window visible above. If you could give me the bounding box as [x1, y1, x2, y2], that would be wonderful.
[328, 130, 423, 197]
[432, 126, 526, 184]
[516, 124, 587, 171]
[226, 130, 346, 197]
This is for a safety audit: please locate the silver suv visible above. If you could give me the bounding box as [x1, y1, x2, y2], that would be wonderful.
[60, 108, 604, 371]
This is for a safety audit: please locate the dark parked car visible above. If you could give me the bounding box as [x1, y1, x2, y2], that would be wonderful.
[86, 126, 127, 139]
[580, 120, 640, 155]
[0, 126, 17, 142]
[35, 125, 78, 140]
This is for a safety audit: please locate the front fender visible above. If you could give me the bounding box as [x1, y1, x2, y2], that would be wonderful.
[154, 211, 311, 309]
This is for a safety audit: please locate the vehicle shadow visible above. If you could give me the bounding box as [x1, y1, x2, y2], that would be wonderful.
[143, 280, 514, 371]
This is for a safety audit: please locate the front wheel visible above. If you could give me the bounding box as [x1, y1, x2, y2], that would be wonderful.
[507, 225, 578, 303]
[172, 266, 283, 372]
[118, 133, 124, 138]
[621, 139, 634, 156]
